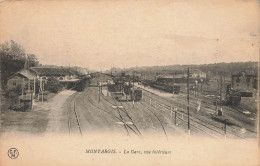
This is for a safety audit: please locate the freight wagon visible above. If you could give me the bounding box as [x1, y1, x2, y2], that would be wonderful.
[225, 84, 242, 106]
[226, 91, 241, 106]
[130, 89, 142, 101]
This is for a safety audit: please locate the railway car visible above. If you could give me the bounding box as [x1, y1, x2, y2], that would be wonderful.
[225, 85, 242, 106]
[108, 84, 121, 92]
[149, 81, 180, 94]
[173, 86, 180, 94]
[211, 115, 235, 126]
[130, 89, 142, 101]
[123, 85, 133, 95]
[111, 92, 125, 100]
[141, 80, 150, 86]
[226, 91, 241, 106]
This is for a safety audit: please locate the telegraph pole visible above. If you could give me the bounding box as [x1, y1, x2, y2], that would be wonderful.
[220, 73, 223, 112]
[132, 71, 135, 108]
[187, 68, 190, 135]
[173, 72, 175, 95]
[42, 81, 44, 102]
[22, 78, 25, 95]
[98, 82, 101, 103]
[195, 80, 198, 98]
[28, 79, 30, 92]
[33, 78, 36, 95]
[200, 79, 203, 93]
[215, 80, 219, 114]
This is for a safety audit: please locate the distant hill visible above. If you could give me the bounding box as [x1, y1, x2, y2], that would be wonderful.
[38, 64, 93, 76]
[107, 61, 258, 80]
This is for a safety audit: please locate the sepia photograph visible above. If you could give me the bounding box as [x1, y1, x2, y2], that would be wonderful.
[0, 0, 259, 165]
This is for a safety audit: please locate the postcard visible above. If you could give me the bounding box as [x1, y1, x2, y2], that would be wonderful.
[0, 0, 259, 165]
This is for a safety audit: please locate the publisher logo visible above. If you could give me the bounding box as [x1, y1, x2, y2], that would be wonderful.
[8, 148, 19, 159]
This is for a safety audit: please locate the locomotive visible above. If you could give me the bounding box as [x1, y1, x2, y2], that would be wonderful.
[225, 84, 241, 106]
[108, 79, 142, 101]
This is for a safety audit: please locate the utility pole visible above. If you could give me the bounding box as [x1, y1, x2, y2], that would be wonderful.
[133, 71, 134, 87]
[28, 79, 30, 92]
[98, 82, 101, 103]
[22, 78, 24, 95]
[33, 77, 36, 95]
[224, 122, 227, 139]
[174, 108, 177, 125]
[200, 79, 203, 93]
[42, 80, 44, 102]
[220, 73, 223, 112]
[173, 72, 175, 95]
[215, 80, 219, 114]
[195, 80, 198, 98]
[132, 71, 135, 108]
[187, 68, 190, 135]
[28, 78, 31, 110]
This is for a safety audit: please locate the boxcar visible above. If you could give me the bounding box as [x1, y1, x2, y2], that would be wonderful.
[130, 89, 142, 101]
[150, 82, 180, 94]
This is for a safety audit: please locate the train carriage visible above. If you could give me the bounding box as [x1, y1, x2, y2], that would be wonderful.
[149, 81, 180, 94]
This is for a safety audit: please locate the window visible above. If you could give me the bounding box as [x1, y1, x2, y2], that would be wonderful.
[253, 79, 257, 89]
[12, 81, 17, 86]
[246, 77, 251, 83]
[236, 77, 240, 83]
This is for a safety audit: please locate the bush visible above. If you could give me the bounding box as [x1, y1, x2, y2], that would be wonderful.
[73, 78, 89, 92]
[8, 105, 24, 112]
[5, 84, 22, 98]
[45, 77, 63, 93]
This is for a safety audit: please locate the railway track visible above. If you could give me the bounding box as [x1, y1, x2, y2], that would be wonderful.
[145, 95, 247, 139]
[138, 101, 168, 139]
[85, 88, 141, 137]
[152, 99, 247, 139]
[66, 94, 83, 136]
[102, 94, 143, 137]
[100, 88, 174, 138]
[178, 97, 258, 134]
[139, 88, 254, 140]
[142, 97, 222, 139]
[178, 92, 257, 120]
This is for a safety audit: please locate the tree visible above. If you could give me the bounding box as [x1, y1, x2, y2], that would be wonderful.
[28, 54, 39, 67]
[73, 78, 90, 92]
[45, 77, 63, 93]
[0, 40, 39, 88]
[0, 41, 26, 86]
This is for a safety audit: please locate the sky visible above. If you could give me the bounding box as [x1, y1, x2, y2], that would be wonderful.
[0, 0, 259, 70]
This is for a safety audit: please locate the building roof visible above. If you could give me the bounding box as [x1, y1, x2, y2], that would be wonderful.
[59, 78, 81, 82]
[8, 69, 36, 80]
[30, 67, 76, 76]
[190, 69, 206, 74]
[19, 70, 35, 80]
